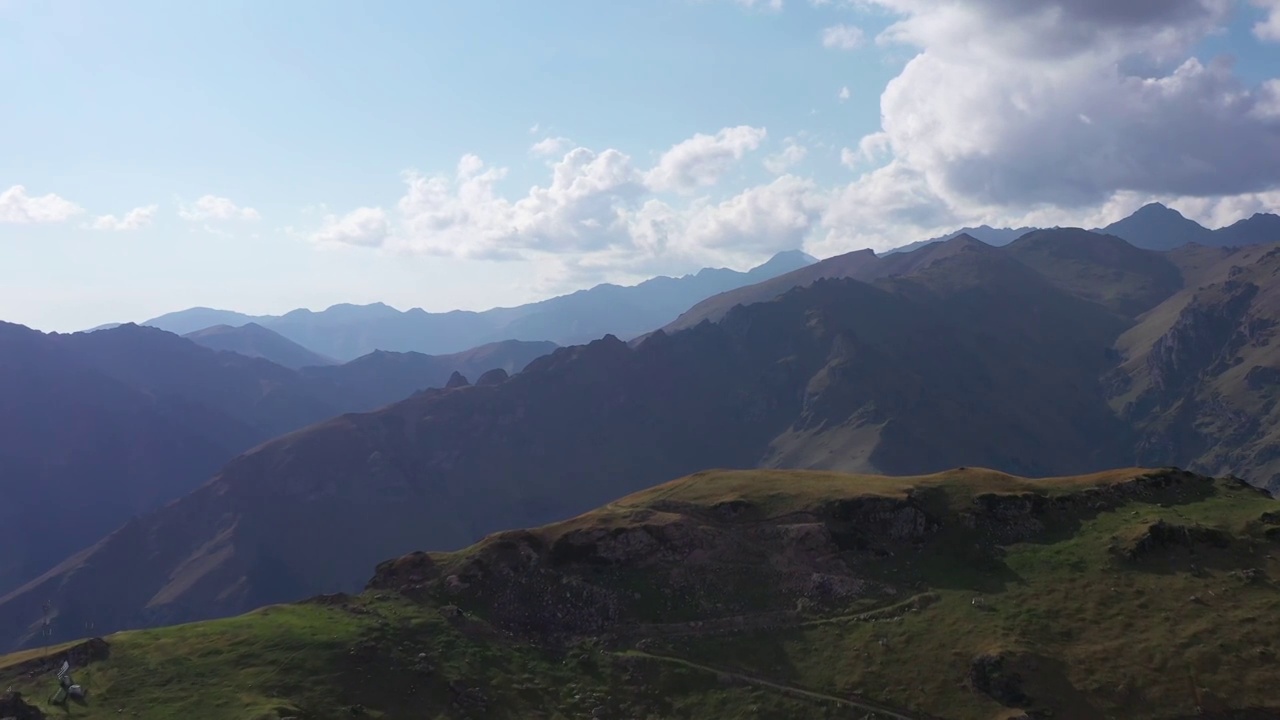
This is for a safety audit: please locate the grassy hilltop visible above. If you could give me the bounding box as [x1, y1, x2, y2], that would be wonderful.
[4, 467, 1280, 720]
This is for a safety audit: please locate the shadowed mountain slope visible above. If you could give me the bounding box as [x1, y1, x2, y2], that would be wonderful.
[1003, 228, 1185, 316]
[183, 322, 337, 369]
[0, 324, 554, 606]
[665, 228, 1186, 331]
[1109, 243, 1280, 491]
[0, 323, 258, 598]
[0, 235, 1138, 650]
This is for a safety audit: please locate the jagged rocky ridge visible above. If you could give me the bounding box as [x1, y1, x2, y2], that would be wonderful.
[1113, 244, 1280, 490]
[368, 468, 1240, 639]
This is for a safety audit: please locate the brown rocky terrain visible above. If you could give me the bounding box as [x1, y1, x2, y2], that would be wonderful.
[1110, 244, 1280, 490]
[367, 467, 1225, 639]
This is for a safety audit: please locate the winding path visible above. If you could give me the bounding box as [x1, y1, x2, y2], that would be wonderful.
[618, 649, 939, 720]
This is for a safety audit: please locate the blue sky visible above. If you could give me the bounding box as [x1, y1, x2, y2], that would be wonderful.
[3, 0, 1279, 332]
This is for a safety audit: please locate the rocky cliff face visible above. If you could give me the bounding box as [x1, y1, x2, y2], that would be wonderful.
[1114, 244, 1280, 491]
[1145, 281, 1259, 397]
[369, 468, 1233, 640]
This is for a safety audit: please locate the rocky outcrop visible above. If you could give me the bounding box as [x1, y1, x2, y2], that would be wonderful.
[1246, 365, 1280, 392]
[1115, 520, 1232, 561]
[368, 551, 441, 594]
[969, 652, 1032, 707]
[0, 638, 110, 681]
[475, 368, 509, 386]
[823, 496, 939, 547]
[1146, 281, 1259, 396]
[0, 692, 44, 720]
[958, 469, 1223, 543]
[366, 469, 1245, 639]
[444, 371, 470, 389]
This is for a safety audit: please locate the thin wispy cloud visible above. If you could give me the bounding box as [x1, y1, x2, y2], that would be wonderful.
[179, 195, 260, 222]
[821, 24, 865, 49]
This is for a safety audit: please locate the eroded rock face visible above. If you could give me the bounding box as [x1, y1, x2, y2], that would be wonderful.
[369, 469, 1238, 641]
[824, 496, 939, 547]
[386, 500, 924, 636]
[0, 692, 45, 720]
[1146, 281, 1259, 396]
[962, 469, 1224, 544]
[368, 551, 441, 594]
[1116, 520, 1231, 561]
[969, 653, 1032, 707]
[1, 638, 110, 680]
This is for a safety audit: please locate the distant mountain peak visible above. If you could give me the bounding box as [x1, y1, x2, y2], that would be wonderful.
[445, 371, 471, 389]
[1132, 202, 1180, 216]
[183, 322, 338, 369]
[748, 249, 820, 276]
[767, 249, 819, 264]
[946, 232, 984, 245]
[1095, 203, 1215, 251]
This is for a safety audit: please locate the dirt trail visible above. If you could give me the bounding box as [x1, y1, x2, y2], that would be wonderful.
[615, 592, 941, 641]
[619, 649, 939, 720]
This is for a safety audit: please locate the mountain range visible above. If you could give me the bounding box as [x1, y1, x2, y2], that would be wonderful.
[6, 225, 1280, 652]
[125, 204, 1275, 368]
[106, 204, 1276, 367]
[0, 322, 553, 603]
[885, 202, 1280, 255]
[131, 250, 818, 360]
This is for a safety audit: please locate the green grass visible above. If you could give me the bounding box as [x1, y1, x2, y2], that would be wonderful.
[4, 468, 1279, 720]
[0, 595, 843, 720]
[659, 478, 1280, 719]
[3, 602, 367, 719]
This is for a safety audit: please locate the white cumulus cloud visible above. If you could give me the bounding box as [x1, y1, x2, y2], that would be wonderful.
[310, 207, 391, 248]
[303, 126, 833, 286]
[179, 194, 261, 222]
[763, 138, 809, 174]
[0, 185, 83, 224]
[645, 125, 768, 193]
[807, 0, 1280, 245]
[302, 0, 1280, 287]
[90, 205, 158, 231]
[1254, 0, 1280, 41]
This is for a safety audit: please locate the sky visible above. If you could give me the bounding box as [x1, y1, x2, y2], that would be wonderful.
[3, 0, 1280, 332]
